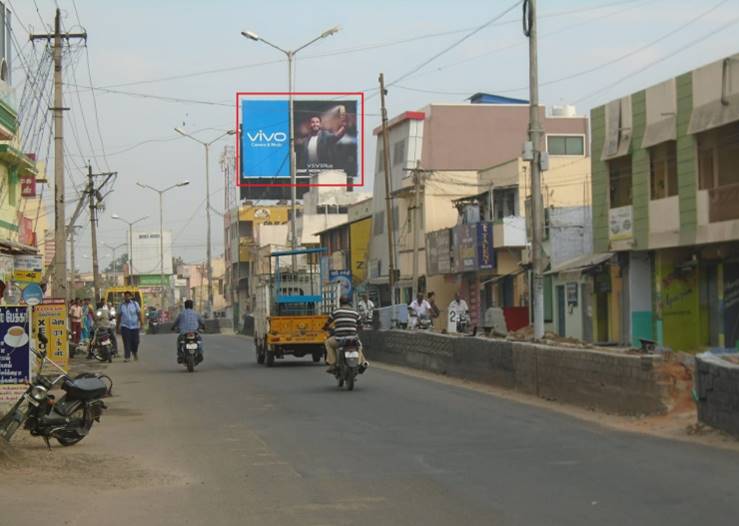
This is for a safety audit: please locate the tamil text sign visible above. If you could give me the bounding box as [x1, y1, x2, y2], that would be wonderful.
[0, 306, 31, 403]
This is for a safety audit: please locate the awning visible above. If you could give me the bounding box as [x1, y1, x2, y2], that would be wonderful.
[0, 238, 38, 255]
[641, 115, 677, 149]
[546, 252, 614, 275]
[688, 92, 739, 135]
[600, 97, 632, 161]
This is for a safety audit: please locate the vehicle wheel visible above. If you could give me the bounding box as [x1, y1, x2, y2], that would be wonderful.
[257, 349, 265, 364]
[347, 373, 355, 391]
[266, 351, 275, 367]
[55, 406, 90, 446]
[337, 374, 344, 388]
[186, 355, 195, 372]
[312, 352, 321, 363]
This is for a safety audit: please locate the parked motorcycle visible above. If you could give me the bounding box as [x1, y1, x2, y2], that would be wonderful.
[332, 336, 363, 391]
[177, 332, 203, 372]
[0, 333, 108, 447]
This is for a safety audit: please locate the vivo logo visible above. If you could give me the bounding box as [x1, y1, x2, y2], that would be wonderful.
[246, 130, 287, 143]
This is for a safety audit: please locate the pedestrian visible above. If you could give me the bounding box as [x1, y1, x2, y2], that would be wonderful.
[116, 291, 143, 362]
[69, 299, 83, 345]
[427, 291, 440, 327]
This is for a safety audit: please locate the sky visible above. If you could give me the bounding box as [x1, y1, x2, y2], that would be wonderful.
[7, 0, 739, 272]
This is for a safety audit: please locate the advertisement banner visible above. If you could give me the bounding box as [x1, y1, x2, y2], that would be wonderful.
[349, 218, 371, 283]
[20, 174, 36, 198]
[13, 254, 43, 283]
[0, 306, 31, 403]
[476, 222, 495, 270]
[32, 299, 68, 374]
[455, 224, 478, 273]
[329, 269, 352, 299]
[241, 99, 290, 179]
[294, 100, 358, 177]
[609, 205, 633, 242]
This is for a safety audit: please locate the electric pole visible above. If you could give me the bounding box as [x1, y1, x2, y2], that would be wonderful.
[379, 73, 396, 301]
[524, 0, 545, 339]
[68, 224, 82, 296]
[30, 9, 87, 302]
[86, 166, 117, 302]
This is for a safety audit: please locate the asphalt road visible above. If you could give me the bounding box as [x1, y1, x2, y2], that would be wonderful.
[3, 333, 739, 526]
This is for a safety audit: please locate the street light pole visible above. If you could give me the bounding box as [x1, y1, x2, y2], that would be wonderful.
[241, 26, 340, 271]
[112, 214, 148, 285]
[175, 129, 234, 317]
[136, 181, 189, 311]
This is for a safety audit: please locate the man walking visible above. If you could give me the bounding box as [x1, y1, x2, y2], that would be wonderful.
[116, 291, 143, 362]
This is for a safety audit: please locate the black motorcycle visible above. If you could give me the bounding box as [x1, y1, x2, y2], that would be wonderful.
[90, 327, 115, 363]
[0, 333, 108, 447]
[177, 332, 203, 373]
[332, 337, 363, 391]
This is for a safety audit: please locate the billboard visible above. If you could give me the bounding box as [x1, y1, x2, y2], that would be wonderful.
[131, 231, 172, 276]
[293, 100, 358, 178]
[240, 99, 290, 179]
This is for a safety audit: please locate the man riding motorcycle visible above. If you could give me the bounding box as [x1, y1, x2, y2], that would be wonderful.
[172, 300, 206, 363]
[89, 300, 115, 359]
[323, 297, 368, 374]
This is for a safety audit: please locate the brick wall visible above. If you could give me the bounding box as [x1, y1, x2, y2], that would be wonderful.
[361, 330, 671, 416]
[695, 353, 739, 439]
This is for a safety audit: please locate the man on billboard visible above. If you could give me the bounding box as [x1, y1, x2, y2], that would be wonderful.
[295, 101, 357, 176]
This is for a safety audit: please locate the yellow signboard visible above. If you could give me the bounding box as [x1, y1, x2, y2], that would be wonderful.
[239, 205, 289, 224]
[14, 270, 42, 283]
[349, 218, 372, 283]
[32, 300, 68, 373]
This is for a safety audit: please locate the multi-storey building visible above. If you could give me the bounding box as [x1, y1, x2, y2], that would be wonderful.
[590, 53, 739, 351]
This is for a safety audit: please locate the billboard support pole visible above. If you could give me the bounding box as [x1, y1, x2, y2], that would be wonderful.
[288, 51, 298, 271]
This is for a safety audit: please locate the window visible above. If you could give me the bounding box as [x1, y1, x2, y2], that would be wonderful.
[697, 121, 739, 190]
[393, 140, 405, 167]
[493, 188, 517, 220]
[547, 135, 584, 156]
[608, 156, 632, 208]
[649, 141, 678, 199]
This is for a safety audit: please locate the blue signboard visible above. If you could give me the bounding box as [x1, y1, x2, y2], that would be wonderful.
[476, 222, 495, 270]
[0, 306, 31, 384]
[241, 99, 290, 179]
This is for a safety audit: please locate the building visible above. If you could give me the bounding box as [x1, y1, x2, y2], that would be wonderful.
[316, 198, 373, 297]
[367, 94, 589, 315]
[590, 53, 739, 351]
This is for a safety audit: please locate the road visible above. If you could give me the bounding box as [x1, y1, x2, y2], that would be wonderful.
[2, 333, 739, 525]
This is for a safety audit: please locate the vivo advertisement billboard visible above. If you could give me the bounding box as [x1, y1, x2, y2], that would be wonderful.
[241, 99, 290, 179]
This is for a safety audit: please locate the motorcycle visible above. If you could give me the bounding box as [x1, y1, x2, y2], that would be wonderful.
[177, 332, 203, 372]
[0, 332, 108, 447]
[332, 336, 363, 391]
[409, 311, 433, 331]
[149, 318, 159, 334]
[90, 327, 115, 363]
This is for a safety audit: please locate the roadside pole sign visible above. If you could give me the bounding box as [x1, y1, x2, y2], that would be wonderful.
[32, 299, 68, 374]
[0, 305, 31, 404]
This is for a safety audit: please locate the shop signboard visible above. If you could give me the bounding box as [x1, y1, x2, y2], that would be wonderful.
[32, 299, 68, 374]
[0, 306, 31, 403]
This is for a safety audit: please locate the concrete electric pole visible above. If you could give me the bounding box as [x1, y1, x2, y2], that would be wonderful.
[30, 9, 87, 301]
[86, 166, 116, 302]
[524, 0, 545, 340]
[379, 73, 397, 300]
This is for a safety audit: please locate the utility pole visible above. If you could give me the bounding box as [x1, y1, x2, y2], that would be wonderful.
[524, 0, 545, 339]
[86, 166, 117, 302]
[409, 164, 424, 299]
[30, 9, 86, 302]
[379, 73, 396, 302]
[68, 224, 82, 296]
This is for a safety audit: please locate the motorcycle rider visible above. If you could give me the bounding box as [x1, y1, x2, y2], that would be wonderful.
[357, 293, 374, 326]
[323, 296, 368, 374]
[172, 300, 206, 362]
[408, 292, 432, 329]
[449, 292, 470, 332]
[89, 300, 114, 359]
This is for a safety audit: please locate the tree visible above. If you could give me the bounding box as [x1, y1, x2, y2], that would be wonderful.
[104, 254, 128, 275]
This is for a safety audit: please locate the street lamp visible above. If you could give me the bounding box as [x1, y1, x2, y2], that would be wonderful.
[135, 181, 189, 310]
[111, 213, 149, 284]
[103, 242, 127, 285]
[175, 128, 235, 316]
[241, 26, 340, 269]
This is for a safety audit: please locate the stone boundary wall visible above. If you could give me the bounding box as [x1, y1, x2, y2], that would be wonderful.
[360, 330, 671, 416]
[695, 353, 739, 439]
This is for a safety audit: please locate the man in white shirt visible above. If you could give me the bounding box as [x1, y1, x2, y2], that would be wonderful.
[408, 292, 432, 328]
[357, 294, 375, 323]
[448, 292, 470, 332]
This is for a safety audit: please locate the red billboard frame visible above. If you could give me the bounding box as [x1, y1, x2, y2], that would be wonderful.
[235, 91, 365, 188]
